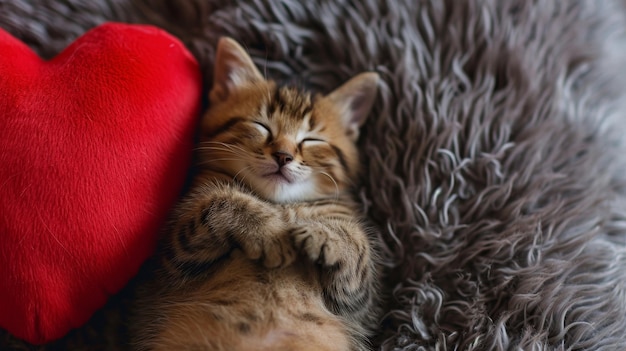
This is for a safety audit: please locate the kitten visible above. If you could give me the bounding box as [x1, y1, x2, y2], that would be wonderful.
[131, 37, 381, 351]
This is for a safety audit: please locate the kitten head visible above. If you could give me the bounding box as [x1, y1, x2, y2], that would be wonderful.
[200, 37, 378, 203]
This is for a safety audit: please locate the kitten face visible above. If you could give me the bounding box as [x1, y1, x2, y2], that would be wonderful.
[199, 38, 379, 203]
[202, 84, 350, 202]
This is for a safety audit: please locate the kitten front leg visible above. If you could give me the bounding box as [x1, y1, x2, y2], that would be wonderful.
[291, 219, 379, 332]
[164, 182, 296, 278]
[203, 186, 297, 269]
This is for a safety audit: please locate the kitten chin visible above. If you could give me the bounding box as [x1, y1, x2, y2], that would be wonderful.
[249, 176, 326, 203]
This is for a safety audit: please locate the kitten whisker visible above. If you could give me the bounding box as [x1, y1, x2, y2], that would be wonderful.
[202, 141, 249, 155]
[195, 146, 246, 157]
[196, 148, 249, 162]
[317, 170, 340, 200]
[232, 165, 253, 184]
[309, 164, 356, 187]
[195, 145, 241, 153]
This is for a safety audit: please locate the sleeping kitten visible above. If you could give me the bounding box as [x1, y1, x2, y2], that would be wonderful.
[131, 37, 381, 351]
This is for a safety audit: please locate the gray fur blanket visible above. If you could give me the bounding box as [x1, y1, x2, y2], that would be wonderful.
[3, 1, 626, 350]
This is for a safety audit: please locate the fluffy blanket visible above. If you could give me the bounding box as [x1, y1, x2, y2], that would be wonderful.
[3, 0, 626, 350]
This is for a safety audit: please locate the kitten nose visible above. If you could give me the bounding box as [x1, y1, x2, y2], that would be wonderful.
[272, 151, 294, 167]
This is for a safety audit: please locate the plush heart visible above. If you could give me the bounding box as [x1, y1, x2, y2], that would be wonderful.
[0, 23, 201, 344]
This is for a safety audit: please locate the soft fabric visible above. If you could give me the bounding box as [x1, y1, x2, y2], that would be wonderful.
[0, 22, 201, 344]
[3, 1, 626, 350]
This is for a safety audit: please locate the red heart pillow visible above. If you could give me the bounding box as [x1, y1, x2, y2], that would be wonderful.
[0, 23, 201, 344]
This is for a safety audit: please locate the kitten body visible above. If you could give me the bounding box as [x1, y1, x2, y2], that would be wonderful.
[132, 38, 381, 351]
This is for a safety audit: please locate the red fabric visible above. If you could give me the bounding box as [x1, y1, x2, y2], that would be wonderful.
[0, 23, 201, 344]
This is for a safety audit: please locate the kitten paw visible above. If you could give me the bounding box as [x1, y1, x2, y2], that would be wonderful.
[291, 223, 342, 267]
[203, 189, 296, 269]
[261, 232, 297, 269]
[232, 228, 296, 269]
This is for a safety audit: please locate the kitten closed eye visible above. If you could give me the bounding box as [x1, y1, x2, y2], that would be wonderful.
[252, 121, 271, 134]
[300, 138, 325, 144]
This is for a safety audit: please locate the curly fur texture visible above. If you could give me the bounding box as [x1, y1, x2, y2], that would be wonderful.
[3, 0, 626, 350]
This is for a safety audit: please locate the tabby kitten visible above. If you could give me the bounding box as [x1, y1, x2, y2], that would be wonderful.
[132, 37, 381, 351]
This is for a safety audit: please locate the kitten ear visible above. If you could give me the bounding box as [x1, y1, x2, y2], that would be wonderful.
[210, 37, 264, 103]
[325, 72, 379, 141]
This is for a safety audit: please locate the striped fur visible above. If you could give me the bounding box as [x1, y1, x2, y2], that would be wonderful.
[131, 38, 381, 350]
